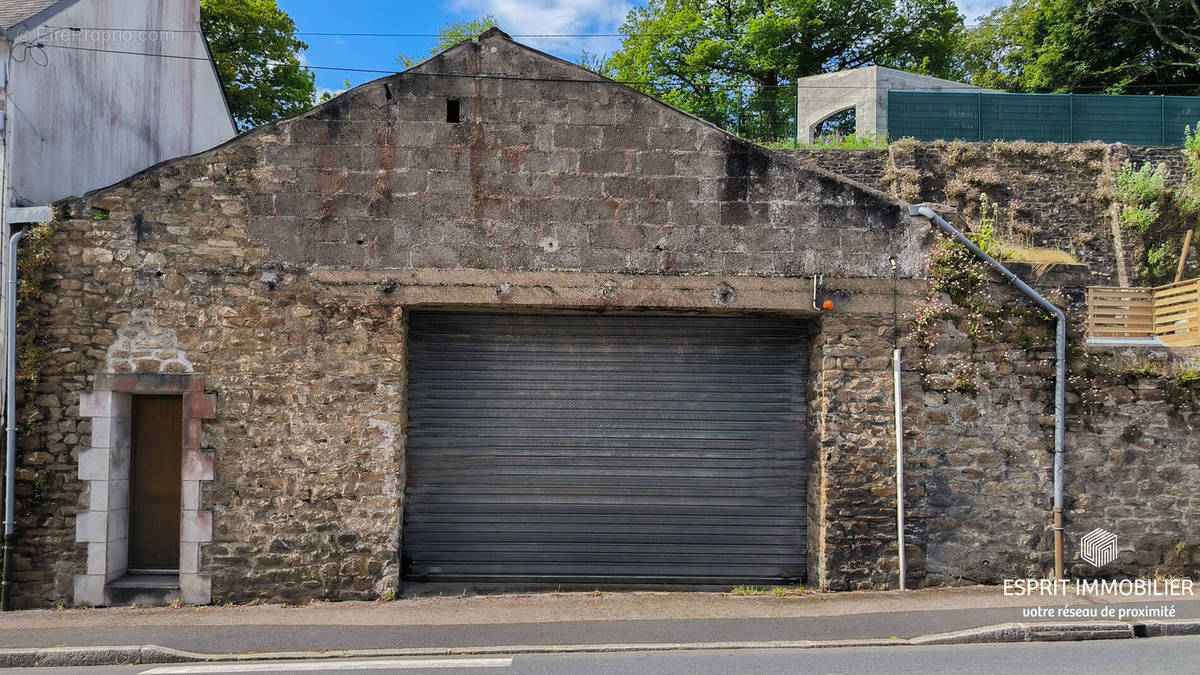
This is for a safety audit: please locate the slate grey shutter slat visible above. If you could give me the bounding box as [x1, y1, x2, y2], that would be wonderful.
[403, 311, 809, 583]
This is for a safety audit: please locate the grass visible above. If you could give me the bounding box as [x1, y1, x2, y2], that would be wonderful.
[1134, 361, 1162, 377]
[730, 585, 807, 596]
[764, 133, 884, 150]
[1001, 246, 1078, 264]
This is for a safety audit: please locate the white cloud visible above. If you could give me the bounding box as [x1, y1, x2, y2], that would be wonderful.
[956, 0, 1006, 22]
[446, 0, 1005, 61]
[450, 0, 632, 59]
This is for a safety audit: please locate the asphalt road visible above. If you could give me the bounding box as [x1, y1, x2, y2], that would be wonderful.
[3, 600, 1198, 653]
[14, 635, 1200, 674]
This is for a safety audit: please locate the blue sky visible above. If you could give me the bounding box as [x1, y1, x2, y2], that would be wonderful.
[278, 0, 1007, 95]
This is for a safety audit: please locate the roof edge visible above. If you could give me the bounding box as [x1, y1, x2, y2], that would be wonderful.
[197, 22, 238, 134]
[1, 0, 83, 40]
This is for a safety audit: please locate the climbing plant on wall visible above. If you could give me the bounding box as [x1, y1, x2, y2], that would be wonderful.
[1114, 132, 1200, 283]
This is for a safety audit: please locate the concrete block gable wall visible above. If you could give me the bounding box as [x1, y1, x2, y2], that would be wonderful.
[245, 31, 916, 278]
[11, 30, 1197, 606]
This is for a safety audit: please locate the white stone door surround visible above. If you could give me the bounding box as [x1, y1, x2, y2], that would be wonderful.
[74, 373, 215, 605]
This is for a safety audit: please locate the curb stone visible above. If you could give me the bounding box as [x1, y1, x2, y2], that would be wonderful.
[0, 621, 1196, 668]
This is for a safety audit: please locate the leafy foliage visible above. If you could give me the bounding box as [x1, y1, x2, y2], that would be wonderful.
[769, 132, 883, 150]
[16, 223, 56, 398]
[958, 0, 1200, 95]
[1111, 155, 1199, 283]
[1145, 241, 1177, 279]
[398, 16, 498, 69]
[1116, 161, 1168, 206]
[972, 195, 1002, 257]
[1184, 125, 1200, 181]
[606, 0, 963, 140]
[1118, 203, 1161, 235]
[201, 0, 315, 130]
[923, 234, 1000, 342]
[1115, 161, 1168, 236]
[928, 236, 989, 305]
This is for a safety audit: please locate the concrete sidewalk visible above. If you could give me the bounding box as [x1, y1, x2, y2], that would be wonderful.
[0, 586, 1197, 666]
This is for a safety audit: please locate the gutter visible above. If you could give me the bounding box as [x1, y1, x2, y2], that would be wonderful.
[909, 205, 1068, 580]
[1, 227, 23, 611]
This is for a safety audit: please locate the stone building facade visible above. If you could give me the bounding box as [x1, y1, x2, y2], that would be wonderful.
[10, 30, 1199, 607]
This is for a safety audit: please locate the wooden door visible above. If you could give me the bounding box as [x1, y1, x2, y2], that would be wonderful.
[129, 396, 182, 571]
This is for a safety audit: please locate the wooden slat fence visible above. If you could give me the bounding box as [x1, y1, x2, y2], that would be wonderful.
[1087, 279, 1200, 346]
[1153, 278, 1200, 347]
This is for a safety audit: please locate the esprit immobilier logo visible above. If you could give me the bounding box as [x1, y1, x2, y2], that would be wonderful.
[1079, 528, 1118, 567]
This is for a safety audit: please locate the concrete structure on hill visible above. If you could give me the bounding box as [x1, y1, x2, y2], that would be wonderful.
[796, 66, 993, 144]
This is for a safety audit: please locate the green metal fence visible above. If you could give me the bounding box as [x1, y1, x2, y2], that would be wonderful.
[888, 91, 1200, 146]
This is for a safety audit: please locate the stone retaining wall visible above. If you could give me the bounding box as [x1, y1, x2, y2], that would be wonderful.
[796, 141, 1199, 287]
[786, 149, 889, 192]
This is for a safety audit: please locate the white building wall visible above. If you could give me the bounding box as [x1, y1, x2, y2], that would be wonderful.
[6, 0, 235, 204]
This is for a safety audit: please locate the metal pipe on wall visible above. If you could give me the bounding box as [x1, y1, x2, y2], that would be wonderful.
[894, 346, 906, 590]
[890, 256, 906, 591]
[910, 206, 1068, 580]
[2, 227, 24, 611]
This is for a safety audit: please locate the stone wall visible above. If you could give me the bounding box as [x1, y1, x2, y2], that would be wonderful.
[803, 268, 1200, 589]
[243, 50, 914, 278]
[11, 29, 1199, 607]
[796, 140, 1199, 287]
[807, 314, 907, 590]
[895, 262, 1200, 587]
[887, 140, 1121, 285]
[787, 149, 888, 192]
[13, 30, 924, 607]
[17, 167, 407, 605]
[1119, 145, 1190, 180]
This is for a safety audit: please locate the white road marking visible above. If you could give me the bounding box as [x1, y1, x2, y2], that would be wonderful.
[140, 657, 513, 673]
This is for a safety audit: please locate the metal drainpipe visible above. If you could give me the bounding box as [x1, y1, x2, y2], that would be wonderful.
[0, 44, 13, 611]
[910, 205, 1068, 580]
[2, 227, 23, 610]
[891, 257, 906, 591]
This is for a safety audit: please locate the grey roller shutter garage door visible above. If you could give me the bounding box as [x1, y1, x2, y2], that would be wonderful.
[403, 311, 810, 584]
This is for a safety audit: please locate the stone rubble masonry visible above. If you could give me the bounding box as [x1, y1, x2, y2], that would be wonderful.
[787, 149, 889, 192]
[104, 310, 195, 374]
[796, 140, 1198, 286]
[897, 285, 1199, 588]
[10, 29, 1198, 607]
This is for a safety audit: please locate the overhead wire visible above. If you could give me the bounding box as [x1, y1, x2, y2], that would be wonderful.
[20, 40, 1200, 94]
[35, 17, 1074, 37]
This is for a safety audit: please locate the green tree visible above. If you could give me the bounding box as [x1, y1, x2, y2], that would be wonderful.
[200, 0, 315, 130]
[398, 16, 498, 68]
[607, 0, 963, 140]
[959, 0, 1200, 95]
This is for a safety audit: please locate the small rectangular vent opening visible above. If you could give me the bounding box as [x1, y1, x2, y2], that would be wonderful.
[446, 99, 460, 123]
